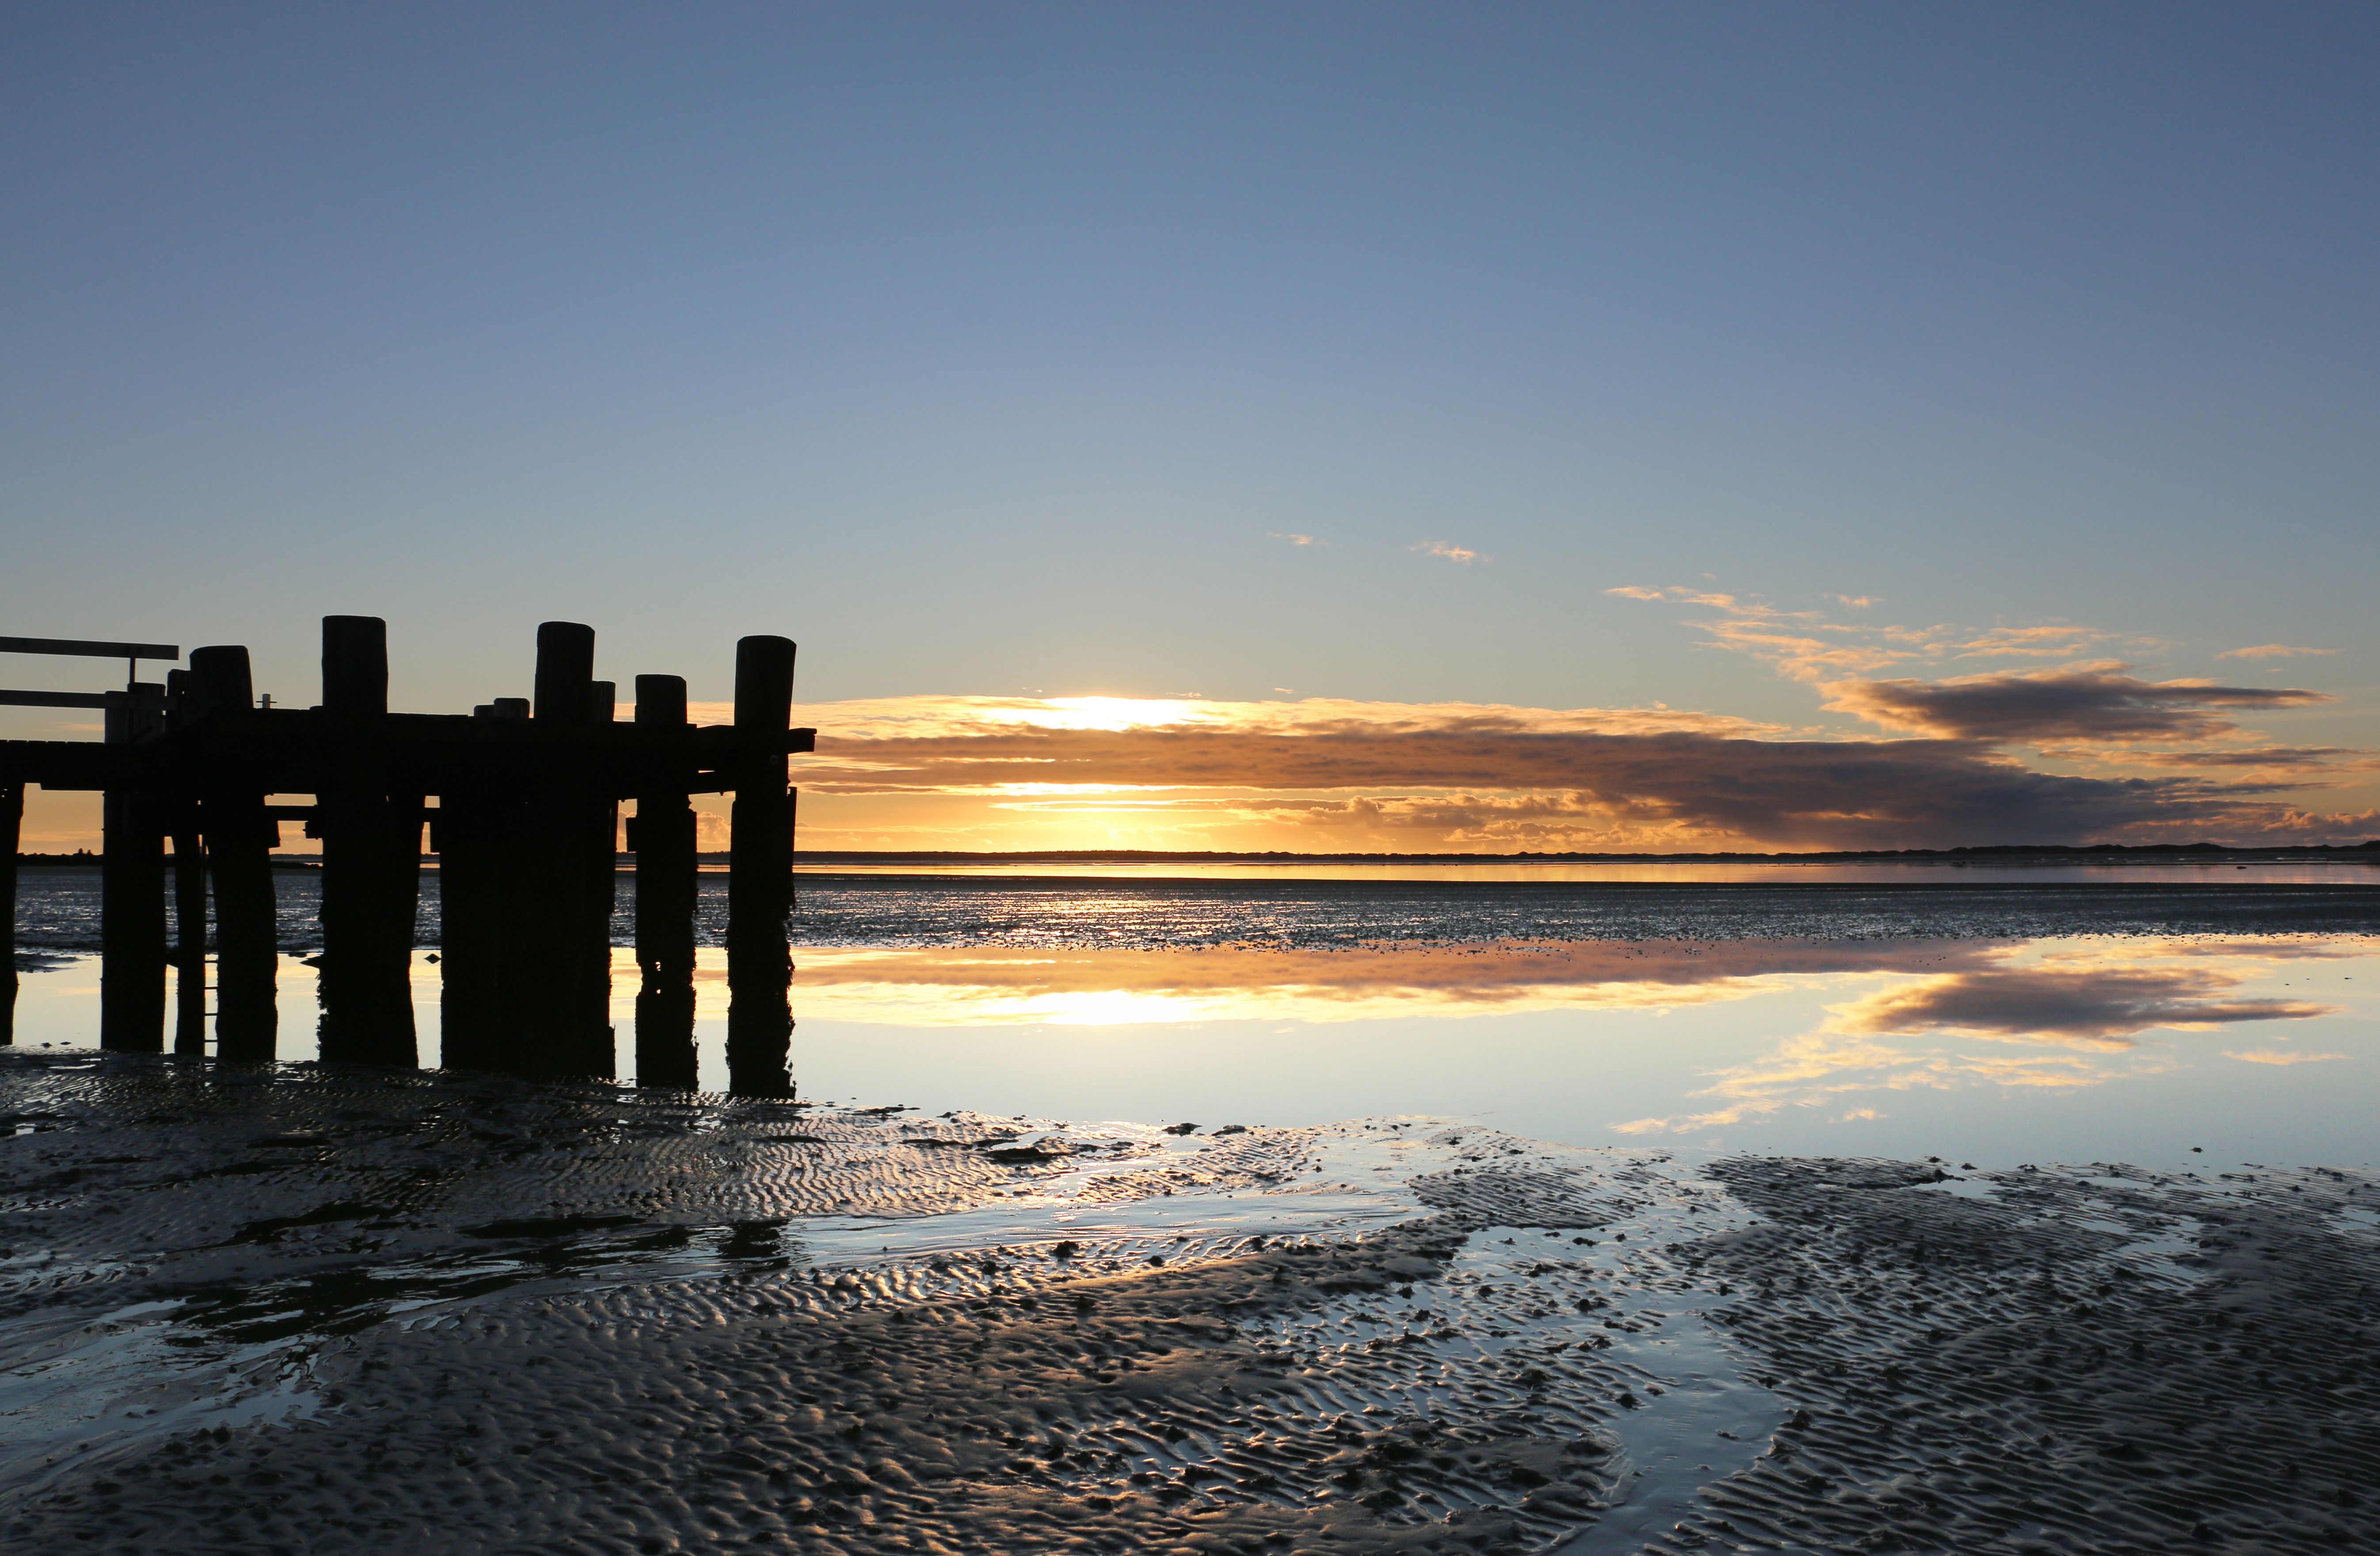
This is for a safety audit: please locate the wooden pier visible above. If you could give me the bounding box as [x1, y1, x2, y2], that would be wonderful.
[0, 620, 812, 1093]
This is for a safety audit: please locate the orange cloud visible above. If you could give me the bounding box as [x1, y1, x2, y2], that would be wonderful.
[1821, 666, 2330, 744]
[2218, 644, 2338, 660]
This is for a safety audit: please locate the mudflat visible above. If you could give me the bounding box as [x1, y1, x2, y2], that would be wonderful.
[3, 1053, 2374, 1555]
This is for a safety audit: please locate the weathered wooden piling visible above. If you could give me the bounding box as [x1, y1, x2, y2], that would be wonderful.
[726, 635, 797, 1098]
[4, 615, 809, 1090]
[509, 622, 616, 1078]
[189, 645, 277, 1061]
[316, 616, 418, 1066]
[99, 683, 168, 1052]
[429, 782, 517, 1072]
[631, 673, 698, 1089]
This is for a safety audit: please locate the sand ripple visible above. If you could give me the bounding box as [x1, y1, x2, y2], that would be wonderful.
[2, 1055, 2374, 1554]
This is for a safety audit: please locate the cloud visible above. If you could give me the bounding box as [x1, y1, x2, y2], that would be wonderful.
[1606, 584, 1795, 616]
[1267, 531, 1324, 546]
[1411, 540, 1484, 565]
[1821, 665, 2330, 744]
[776, 693, 2364, 848]
[1830, 965, 2338, 1049]
[708, 687, 2377, 853]
[1947, 626, 2112, 659]
[2112, 746, 2370, 772]
[1605, 584, 2187, 683]
[2218, 644, 2338, 660]
[2224, 1049, 2349, 1065]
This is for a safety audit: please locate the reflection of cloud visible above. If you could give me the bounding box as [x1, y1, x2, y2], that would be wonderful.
[788, 940, 1999, 1028]
[2219, 644, 2338, 660]
[1830, 965, 2338, 1049]
[1822, 666, 2328, 744]
[1609, 941, 2356, 1135]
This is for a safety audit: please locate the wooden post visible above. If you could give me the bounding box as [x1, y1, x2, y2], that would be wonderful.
[316, 615, 415, 1067]
[190, 646, 277, 1062]
[506, 621, 612, 1078]
[100, 782, 167, 1051]
[432, 781, 518, 1073]
[726, 635, 796, 1098]
[99, 682, 167, 1051]
[631, 673, 698, 1089]
[0, 780, 19, 1045]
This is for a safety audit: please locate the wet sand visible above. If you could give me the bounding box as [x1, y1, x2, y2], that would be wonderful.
[4, 1053, 2376, 1554]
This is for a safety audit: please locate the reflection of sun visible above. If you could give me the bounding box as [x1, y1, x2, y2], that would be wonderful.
[1027, 990, 1201, 1025]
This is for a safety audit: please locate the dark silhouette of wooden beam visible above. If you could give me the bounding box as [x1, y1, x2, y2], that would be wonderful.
[0, 635, 179, 662]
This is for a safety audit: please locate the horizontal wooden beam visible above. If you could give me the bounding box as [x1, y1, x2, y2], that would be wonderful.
[0, 635, 179, 661]
[0, 689, 112, 709]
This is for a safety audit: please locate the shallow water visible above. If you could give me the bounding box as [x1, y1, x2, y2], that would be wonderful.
[9, 877, 2379, 1552]
[12, 928, 2377, 1172]
[15, 864, 2380, 955]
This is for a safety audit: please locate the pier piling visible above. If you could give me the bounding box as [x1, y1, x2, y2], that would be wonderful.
[316, 617, 416, 1066]
[726, 635, 797, 1098]
[631, 673, 698, 1089]
[190, 645, 277, 1060]
[3, 615, 809, 1089]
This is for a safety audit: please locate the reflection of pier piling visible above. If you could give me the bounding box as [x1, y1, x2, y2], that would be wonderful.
[0, 620, 812, 1092]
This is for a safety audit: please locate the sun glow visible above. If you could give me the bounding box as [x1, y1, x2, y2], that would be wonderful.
[1000, 697, 1220, 732]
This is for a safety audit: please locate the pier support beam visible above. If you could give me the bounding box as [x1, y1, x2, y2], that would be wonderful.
[631, 674, 698, 1090]
[506, 621, 616, 1079]
[726, 635, 796, 1098]
[316, 616, 417, 1067]
[190, 646, 278, 1062]
[99, 782, 167, 1051]
[431, 783, 519, 1073]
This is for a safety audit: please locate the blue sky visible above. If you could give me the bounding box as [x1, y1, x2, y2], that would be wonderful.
[4, 3, 2375, 848]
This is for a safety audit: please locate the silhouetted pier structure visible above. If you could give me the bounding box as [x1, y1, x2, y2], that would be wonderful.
[0, 620, 811, 1094]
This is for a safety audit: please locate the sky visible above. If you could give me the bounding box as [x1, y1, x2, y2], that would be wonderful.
[4, 2, 2375, 851]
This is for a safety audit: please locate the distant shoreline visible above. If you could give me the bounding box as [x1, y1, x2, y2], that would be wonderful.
[771, 841, 2380, 865]
[13, 839, 2380, 869]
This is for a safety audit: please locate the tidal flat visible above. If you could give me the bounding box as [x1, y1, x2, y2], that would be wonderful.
[4, 875, 2379, 1553]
